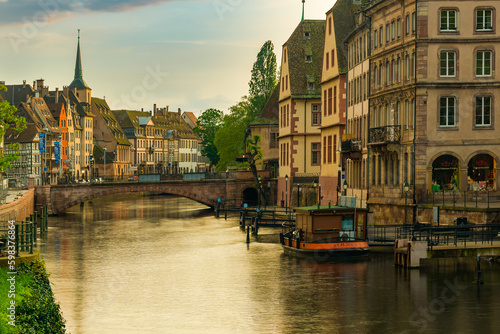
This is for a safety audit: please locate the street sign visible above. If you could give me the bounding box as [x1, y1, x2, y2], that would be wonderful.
[39, 133, 45, 153]
[54, 141, 61, 163]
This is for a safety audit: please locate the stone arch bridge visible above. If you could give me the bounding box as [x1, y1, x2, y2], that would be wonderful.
[35, 175, 266, 215]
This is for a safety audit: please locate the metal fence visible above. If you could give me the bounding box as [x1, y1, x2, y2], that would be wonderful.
[396, 224, 500, 249]
[419, 189, 500, 209]
[0, 221, 35, 257]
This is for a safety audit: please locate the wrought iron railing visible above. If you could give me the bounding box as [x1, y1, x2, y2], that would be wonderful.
[369, 125, 401, 144]
[341, 139, 362, 152]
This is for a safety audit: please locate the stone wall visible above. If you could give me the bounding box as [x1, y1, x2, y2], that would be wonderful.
[0, 189, 35, 222]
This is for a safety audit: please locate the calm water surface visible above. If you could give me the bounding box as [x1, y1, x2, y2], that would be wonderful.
[37, 195, 500, 334]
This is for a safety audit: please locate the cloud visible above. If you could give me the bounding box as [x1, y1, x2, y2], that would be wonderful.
[0, 0, 183, 27]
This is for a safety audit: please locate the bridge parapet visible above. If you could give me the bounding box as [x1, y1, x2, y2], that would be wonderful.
[34, 176, 260, 215]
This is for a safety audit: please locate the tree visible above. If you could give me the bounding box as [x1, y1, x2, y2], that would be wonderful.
[248, 40, 278, 115]
[0, 84, 27, 172]
[214, 41, 278, 171]
[246, 134, 267, 204]
[214, 100, 250, 171]
[193, 108, 223, 168]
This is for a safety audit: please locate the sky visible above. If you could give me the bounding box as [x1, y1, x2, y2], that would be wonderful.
[0, 0, 336, 116]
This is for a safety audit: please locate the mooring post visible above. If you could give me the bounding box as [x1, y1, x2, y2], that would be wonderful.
[246, 225, 250, 243]
[476, 254, 484, 285]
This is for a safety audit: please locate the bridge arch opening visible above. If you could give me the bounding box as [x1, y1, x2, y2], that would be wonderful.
[242, 187, 258, 207]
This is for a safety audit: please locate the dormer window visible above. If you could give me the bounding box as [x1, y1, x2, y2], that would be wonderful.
[305, 55, 312, 63]
[304, 31, 310, 39]
[308, 82, 315, 90]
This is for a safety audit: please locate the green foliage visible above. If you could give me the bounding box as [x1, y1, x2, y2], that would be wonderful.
[0, 84, 27, 173]
[214, 108, 248, 171]
[248, 40, 278, 114]
[0, 259, 66, 333]
[194, 108, 223, 168]
[214, 41, 278, 171]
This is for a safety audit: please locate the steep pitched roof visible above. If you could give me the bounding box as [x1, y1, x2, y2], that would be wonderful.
[284, 19, 325, 98]
[91, 97, 130, 146]
[3, 124, 39, 144]
[69, 33, 91, 90]
[329, 0, 360, 74]
[113, 109, 198, 139]
[182, 111, 198, 128]
[46, 103, 65, 120]
[252, 83, 280, 125]
[0, 84, 34, 106]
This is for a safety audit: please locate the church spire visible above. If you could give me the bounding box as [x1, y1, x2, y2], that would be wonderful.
[74, 29, 83, 80]
[301, 0, 305, 22]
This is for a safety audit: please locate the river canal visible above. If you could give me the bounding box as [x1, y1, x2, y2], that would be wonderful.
[37, 195, 500, 334]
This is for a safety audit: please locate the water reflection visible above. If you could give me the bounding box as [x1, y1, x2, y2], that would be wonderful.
[37, 195, 500, 334]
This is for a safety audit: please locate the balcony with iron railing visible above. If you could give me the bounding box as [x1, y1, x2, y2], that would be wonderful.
[341, 139, 362, 152]
[368, 125, 401, 145]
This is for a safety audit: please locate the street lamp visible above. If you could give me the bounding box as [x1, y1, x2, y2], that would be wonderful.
[131, 146, 135, 176]
[404, 181, 410, 226]
[285, 174, 289, 213]
[103, 145, 107, 182]
[151, 146, 156, 174]
[343, 180, 348, 196]
[258, 175, 262, 209]
[42, 127, 49, 185]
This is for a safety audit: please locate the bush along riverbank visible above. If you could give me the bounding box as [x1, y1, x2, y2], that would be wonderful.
[0, 258, 66, 333]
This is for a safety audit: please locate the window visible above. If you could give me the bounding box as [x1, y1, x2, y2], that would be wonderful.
[476, 51, 492, 76]
[440, 10, 457, 31]
[327, 136, 332, 163]
[270, 132, 278, 149]
[412, 11, 417, 33]
[475, 96, 491, 126]
[323, 137, 326, 164]
[334, 86, 337, 114]
[323, 90, 327, 116]
[391, 21, 395, 40]
[406, 14, 410, 35]
[304, 31, 310, 39]
[386, 61, 390, 85]
[440, 97, 456, 127]
[333, 135, 337, 163]
[312, 105, 321, 126]
[379, 26, 384, 47]
[374, 30, 378, 49]
[374, 65, 378, 89]
[308, 82, 315, 90]
[397, 19, 401, 39]
[328, 88, 333, 115]
[476, 9, 493, 31]
[405, 55, 410, 80]
[331, 49, 335, 67]
[326, 52, 329, 70]
[329, 17, 332, 35]
[386, 23, 390, 43]
[440, 51, 456, 77]
[305, 55, 312, 62]
[311, 143, 320, 165]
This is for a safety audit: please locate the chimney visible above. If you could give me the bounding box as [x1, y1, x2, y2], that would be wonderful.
[154, 104, 157, 115]
[23, 80, 26, 87]
[178, 108, 181, 123]
[63, 86, 69, 97]
[55, 88, 59, 104]
[36, 79, 44, 90]
[33, 81, 37, 90]
[141, 108, 144, 112]
[166, 106, 169, 113]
